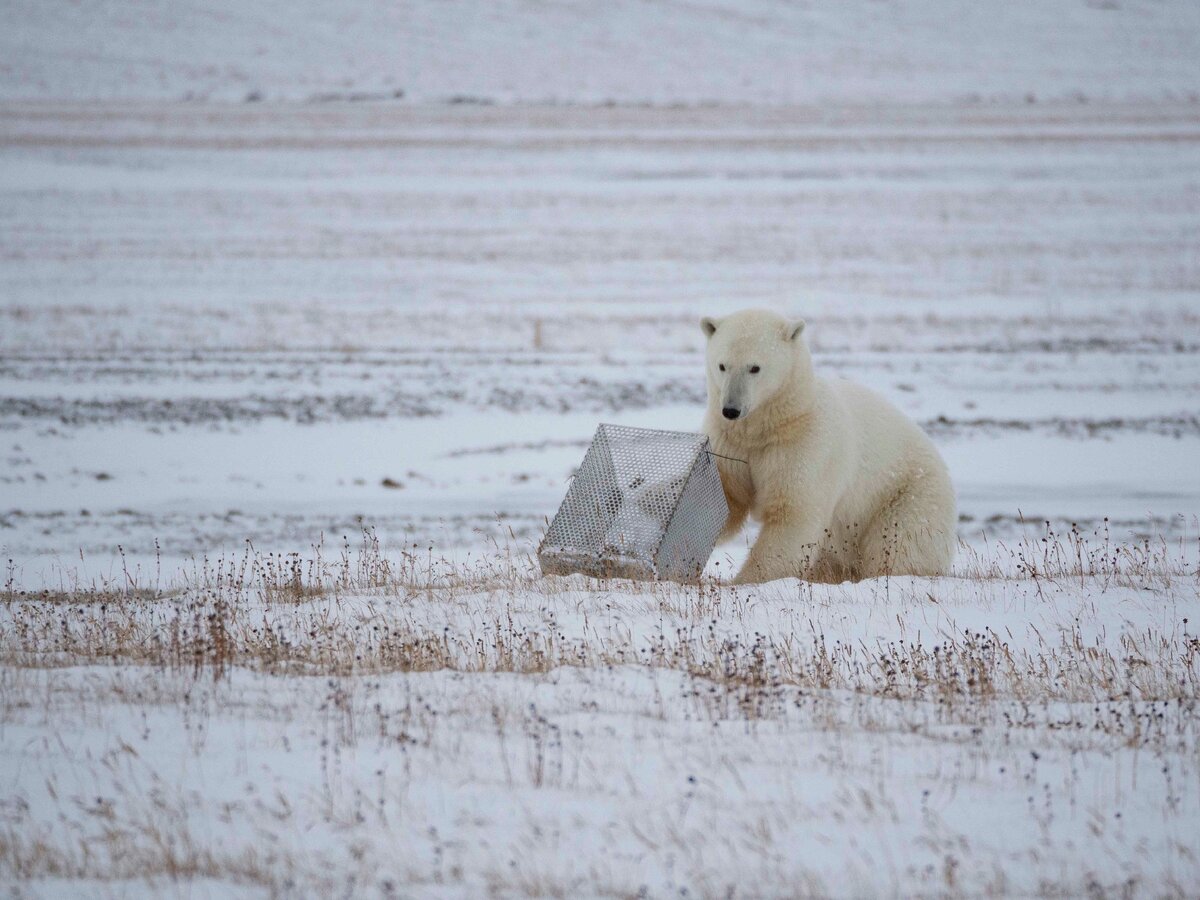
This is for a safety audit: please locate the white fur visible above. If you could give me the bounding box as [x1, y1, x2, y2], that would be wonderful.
[701, 309, 956, 583]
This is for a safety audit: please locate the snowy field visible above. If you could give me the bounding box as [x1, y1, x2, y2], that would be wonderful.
[2, 544, 1199, 896]
[3, 100, 1198, 586]
[3, 1, 1200, 896]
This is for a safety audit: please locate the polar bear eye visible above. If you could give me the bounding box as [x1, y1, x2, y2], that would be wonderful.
[749, 365, 761, 374]
[718, 364, 726, 372]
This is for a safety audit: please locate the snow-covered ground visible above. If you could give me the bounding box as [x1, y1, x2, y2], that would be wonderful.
[2, 548, 1198, 897]
[3, 0, 1200, 105]
[2, 101, 1198, 585]
[3, 1, 1200, 895]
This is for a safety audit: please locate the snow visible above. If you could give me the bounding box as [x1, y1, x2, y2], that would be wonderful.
[3, 100, 1198, 583]
[2, 571, 1198, 895]
[3, 1, 1200, 105]
[3, 1, 1200, 894]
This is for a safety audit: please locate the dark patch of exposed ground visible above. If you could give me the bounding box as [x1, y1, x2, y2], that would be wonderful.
[5, 390, 1198, 439]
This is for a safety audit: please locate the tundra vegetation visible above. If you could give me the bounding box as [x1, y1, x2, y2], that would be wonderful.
[2, 526, 1197, 896]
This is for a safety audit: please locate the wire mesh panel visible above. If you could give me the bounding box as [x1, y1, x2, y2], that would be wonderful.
[538, 424, 729, 581]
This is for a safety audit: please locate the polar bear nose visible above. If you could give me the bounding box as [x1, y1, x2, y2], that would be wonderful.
[722, 406, 741, 420]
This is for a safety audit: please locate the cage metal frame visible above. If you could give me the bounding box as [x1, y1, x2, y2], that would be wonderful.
[538, 423, 729, 582]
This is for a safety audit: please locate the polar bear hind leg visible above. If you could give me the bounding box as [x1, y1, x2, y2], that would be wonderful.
[857, 472, 956, 579]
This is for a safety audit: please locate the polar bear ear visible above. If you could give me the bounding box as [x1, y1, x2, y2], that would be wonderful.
[787, 319, 807, 341]
[700, 316, 720, 338]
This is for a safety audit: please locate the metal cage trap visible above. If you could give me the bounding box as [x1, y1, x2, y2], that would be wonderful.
[538, 423, 729, 582]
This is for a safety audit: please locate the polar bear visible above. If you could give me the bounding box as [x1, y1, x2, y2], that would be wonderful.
[701, 309, 956, 584]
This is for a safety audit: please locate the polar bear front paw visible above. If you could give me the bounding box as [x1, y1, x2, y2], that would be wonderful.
[732, 559, 787, 585]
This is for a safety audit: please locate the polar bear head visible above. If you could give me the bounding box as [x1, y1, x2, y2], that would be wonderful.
[700, 309, 808, 423]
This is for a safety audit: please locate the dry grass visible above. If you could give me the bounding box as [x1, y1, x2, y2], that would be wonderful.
[1, 528, 1197, 896]
[2, 526, 1197, 703]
